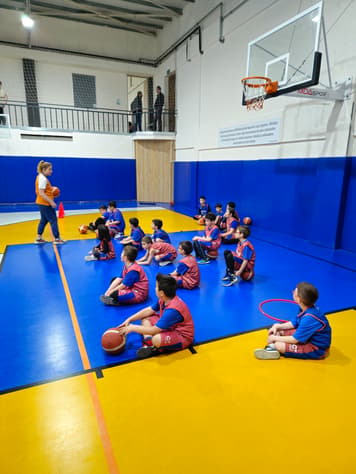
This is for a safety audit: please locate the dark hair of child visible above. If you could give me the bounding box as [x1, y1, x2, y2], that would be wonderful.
[200, 195, 206, 200]
[99, 205, 107, 211]
[152, 219, 163, 229]
[129, 217, 139, 227]
[142, 236, 153, 245]
[156, 273, 177, 298]
[227, 201, 236, 209]
[296, 282, 319, 307]
[238, 225, 250, 239]
[205, 212, 216, 222]
[123, 245, 138, 262]
[179, 240, 193, 255]
[108, 200, 117, 208]
[215, 203, 222, 209]
[97, 224, 111, 241]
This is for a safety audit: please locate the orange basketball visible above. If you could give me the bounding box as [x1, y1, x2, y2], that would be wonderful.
[198, 217, 205, 225]
[51, 186, 60, 198]
[207, 249, 218, 259]
[243, 216, 252, 225]
[101, 328, 126, 355]
[78, 224, 89, 234]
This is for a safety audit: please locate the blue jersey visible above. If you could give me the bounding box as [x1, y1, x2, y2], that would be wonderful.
[198, 203, 211, 216]
[291, 306, 331, 350]
[130, 227, 145, 248]
[151, 300, 183, 329]
[152, 229, 171, 243]
[107, 209, 125, 233]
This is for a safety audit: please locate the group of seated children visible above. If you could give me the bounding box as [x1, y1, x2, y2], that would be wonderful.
[92, 202, 331, 362]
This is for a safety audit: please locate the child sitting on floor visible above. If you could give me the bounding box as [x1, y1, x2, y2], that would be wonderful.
[88, 205, 109, 231]
[84, 224, 116, 261]
[120, 217, 145, 249]
[151, 219, 171, 243]
[170, 240, 200, 289]
[137, 236, 177, 266]
[254, 282, 331, 360]
[100, 245, 148, 306]
[222, 225, 255, 286]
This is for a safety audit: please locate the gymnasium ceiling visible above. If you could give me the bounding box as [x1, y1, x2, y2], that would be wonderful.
[0, 0, 195, 36]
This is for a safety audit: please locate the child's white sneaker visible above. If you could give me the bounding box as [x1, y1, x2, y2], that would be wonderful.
[84, 255, 97, 261]
[254, 346, 280, 360]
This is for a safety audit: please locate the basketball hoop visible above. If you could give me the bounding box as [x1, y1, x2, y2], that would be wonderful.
[241, 76, 278, 110]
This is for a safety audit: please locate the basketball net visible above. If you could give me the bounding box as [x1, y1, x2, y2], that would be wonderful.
[241, 77, 278, 111]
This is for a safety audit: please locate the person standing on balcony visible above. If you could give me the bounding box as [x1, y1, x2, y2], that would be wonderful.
[0, 80, 8, 126]
[131, 91, 143, 132]
[154, 85, 164, 131]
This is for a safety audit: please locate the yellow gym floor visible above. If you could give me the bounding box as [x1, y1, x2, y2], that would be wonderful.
[0, 208, 355, 474]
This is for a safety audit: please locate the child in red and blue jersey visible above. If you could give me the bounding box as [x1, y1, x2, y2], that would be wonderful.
[151, 219, 171, 243]
[170, 241, 200, 289]
[193, 195, 211, 224]
[120, 217, 145, 249]
[222, 225, 255, 286]
[117, 273, 194, 359]
[100, 245, 148, 306]
[221, 207, 239, 243]
[192, 212, 221, 264]
[254, 282, 331, 360]
[106, 200, 126, 238]
[137, 236, 177, 267]
[85, 224, 116, 261]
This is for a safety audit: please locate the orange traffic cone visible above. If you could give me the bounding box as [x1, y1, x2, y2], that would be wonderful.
[58, 202, 65, 218]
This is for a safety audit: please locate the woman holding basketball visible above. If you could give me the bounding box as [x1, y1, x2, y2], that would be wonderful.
[35, 160, 64, 244]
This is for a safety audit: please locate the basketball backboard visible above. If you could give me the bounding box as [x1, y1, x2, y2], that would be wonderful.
[244, 2, 323, 103]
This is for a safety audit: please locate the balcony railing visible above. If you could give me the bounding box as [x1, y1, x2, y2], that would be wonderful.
[3, 101, 176, 134]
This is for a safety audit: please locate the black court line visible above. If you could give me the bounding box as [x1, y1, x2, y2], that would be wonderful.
[1, 308, 354, 396]
[254, 235, 356, 273]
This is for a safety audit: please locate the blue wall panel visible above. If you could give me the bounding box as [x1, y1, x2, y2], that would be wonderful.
[174, 157, 351, 251]
[340, 157, 356, 253]
[0, 156, 136, 203]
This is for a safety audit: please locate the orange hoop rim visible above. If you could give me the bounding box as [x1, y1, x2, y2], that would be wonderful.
[241, 76, 272, 88]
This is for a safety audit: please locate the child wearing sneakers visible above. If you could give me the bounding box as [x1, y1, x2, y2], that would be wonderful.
[120, 217, 145, 249]
[192, 212, 221, 264]
[254, 282, 331, 360]
[170, 241, 200, 289]
[151, 219, 171, 243]
[222, 225, 255, 286]
[117, 273, 194, 359]
[100, 245, 148, 306]
[84, 224, 115, 261]
[137, 236, 177, 266]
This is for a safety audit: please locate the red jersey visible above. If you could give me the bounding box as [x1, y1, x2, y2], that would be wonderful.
[159, 296, 194, 342]
[179, 255, 200, 289]
[122, 262, 149, 301]
[152, 242, 177, 260]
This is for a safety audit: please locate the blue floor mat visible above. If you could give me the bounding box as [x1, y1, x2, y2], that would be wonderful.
[0, 231, 355, 393]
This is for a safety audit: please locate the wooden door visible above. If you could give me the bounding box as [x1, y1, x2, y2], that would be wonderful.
[135, 139, 175, 202]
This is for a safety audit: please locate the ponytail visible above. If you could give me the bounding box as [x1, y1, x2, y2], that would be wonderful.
[37, 160, 52, 174]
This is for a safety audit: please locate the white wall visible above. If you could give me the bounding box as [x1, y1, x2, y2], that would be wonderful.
[156, 0, 356, 161]
[0, 129, 134, 159]
[1, 0, 356, 161]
